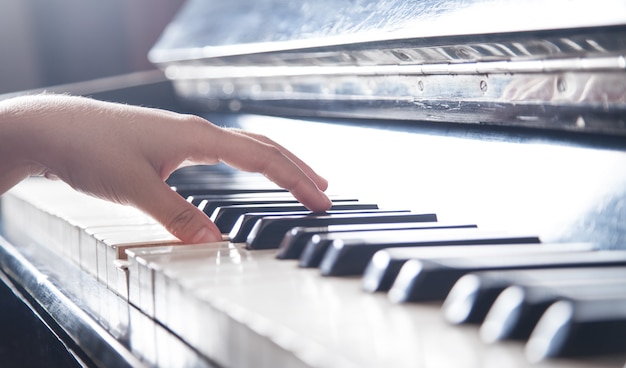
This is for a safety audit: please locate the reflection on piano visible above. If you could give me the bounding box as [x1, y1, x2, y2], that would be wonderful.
[1, 0, 626, 367]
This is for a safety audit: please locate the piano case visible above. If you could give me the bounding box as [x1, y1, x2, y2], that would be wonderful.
[1, 0, 626, 367]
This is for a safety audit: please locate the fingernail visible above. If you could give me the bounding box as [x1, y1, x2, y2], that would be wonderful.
[319, 189, 333, 209]
[191, 227, 221, 243]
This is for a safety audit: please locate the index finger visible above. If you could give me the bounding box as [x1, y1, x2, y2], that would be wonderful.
[207, 127, 332, 212]
[226, 128, 329, 191]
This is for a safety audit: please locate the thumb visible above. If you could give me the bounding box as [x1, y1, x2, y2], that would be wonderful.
[136, 180, 222, 243]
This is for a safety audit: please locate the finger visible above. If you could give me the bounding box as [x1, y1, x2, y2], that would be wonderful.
[227, 128, 329, 191]
[211, 128, 332, 212]
[133, 176, 222, 243]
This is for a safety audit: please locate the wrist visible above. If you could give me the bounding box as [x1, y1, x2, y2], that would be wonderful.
[0, 96, 45, 193]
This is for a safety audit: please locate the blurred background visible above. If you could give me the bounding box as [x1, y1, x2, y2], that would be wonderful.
[0, 0, 185, 95]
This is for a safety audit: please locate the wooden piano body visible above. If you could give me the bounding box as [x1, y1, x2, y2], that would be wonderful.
[1, 0, 626, 367]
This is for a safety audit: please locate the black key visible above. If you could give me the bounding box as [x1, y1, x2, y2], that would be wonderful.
[246, 211, 437, 249]
[318, 229, 541, 276]
[525, 297, 626, 361]
[364, 243, 594, 294]
[388, 250, 626, 303]
[211, 202, 379, 233]
[229, 209, 410, 243]
[189, 191, 354, 206]
[298, 225, 480, 269]
[174, 186, 285, 198]
[168, 167, 287, 197]
[168, 165, 270, 182]
[193, 193, 359, 210]
[167, 165, 261, 184]
[480, 277, 626, 343]
[277, 221, 474, 260]
[442, 263, 620, 325]
[192, 193, 303, 209]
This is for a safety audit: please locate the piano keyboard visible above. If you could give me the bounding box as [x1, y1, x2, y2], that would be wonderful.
[2, 167, 626, 368]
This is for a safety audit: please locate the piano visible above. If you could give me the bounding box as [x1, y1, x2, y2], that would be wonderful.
[1, 0, 626, 367]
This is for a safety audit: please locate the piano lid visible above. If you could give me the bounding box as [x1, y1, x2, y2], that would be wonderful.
[149, 0, 626, 135]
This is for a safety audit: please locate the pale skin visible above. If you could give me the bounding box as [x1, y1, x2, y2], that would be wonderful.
[0, 94, 332, 243]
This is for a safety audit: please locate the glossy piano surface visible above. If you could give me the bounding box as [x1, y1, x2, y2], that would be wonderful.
[213, 112, 626, 249]
[151, 0, 626, 135]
